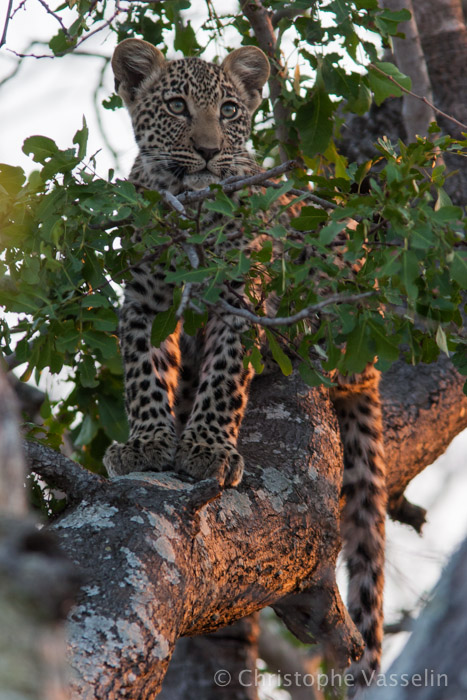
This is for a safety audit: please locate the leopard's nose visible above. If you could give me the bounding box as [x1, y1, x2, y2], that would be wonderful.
[194, 145, 221, 162]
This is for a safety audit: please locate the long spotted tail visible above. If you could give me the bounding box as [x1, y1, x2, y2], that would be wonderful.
[330, 364, 387, 695]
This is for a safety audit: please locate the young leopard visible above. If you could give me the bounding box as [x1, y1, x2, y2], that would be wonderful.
[103, 39, 387, 692]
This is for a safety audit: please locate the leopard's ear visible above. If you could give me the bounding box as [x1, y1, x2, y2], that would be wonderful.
[221, 46, 270, 112]
[112, 38, 166, 103]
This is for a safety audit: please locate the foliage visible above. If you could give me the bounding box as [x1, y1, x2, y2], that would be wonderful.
[0, 0, 466, 475]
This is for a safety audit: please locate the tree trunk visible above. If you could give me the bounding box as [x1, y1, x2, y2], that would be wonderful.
[23, 357, 467, 699]
[382, 0, 436, 139]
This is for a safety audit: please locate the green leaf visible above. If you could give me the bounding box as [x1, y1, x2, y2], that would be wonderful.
[295, 88, 334, 157]
[98, 394, 128, 443]
[174, 20, 199, 54]
[290, 206, 328, 231]
[81, 308, 118, 332]
[204, 191, 235, 216]
[451, 252, 467, 288]
[452, 348, 467, 375]
[23, 136, 59, 164]
[249, 345, 264, 374]
[83, 331, 118, 359]
[79, 355, 99, 388]
[73, 118, 88, 160]
[298, 362, 323, 387]
[347, 80, 372, 115]
[319, 220, 347, 245]
[165, 266, 219, 284]
[367, 319, 399, 362]
[151, 306, 178, 347]
[409, 224, 434, 250]
[401, 250, 419, 299]
[102, 94, 123, 111]
[74, 414, 99, 447]
[82, 248, 107, 288]
[0, 164, 25, 195]
[49, 29, 75, 55]
[368, 62, 412, 106]
[55, 324, 80, 353]
[265, 330, 293, 376]
[432, 205, 463, 222]
[183, 308, 207, 336]
[343, 319, 372, 373]
[435, 325, 449, 356]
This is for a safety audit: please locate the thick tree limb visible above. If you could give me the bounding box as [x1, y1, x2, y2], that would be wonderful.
[24, 440, 104, 502]
[27, 356, 467, 699]
[49, 371, 362, 699]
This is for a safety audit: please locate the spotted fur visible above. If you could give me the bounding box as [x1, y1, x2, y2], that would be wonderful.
[103, 39, 387, 693]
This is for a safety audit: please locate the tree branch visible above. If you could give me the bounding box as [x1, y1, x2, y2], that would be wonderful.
[176, 159, 299, 206]
[369, 63, 467, 132]
[195, 291, 376, 328]
[242, 0, 295, 163]
[24, 440, 104, 500]
[42, 356, 467, 698]
[272, 5, 306, 28]
[0, 0, 13, 49]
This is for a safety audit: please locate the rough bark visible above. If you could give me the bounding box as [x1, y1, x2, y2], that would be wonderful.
[0, 368, 77, 700]
[148, 357, 467, 700]
[367, 534, 467, 700]
[45, 372, 362, 699]
[23, 357, 467, 700]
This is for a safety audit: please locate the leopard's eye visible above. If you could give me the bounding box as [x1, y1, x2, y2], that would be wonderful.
[221, 102, 238, 119]
[167, 98, 187, 115]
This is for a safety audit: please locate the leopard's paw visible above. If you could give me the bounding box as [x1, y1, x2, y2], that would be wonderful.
[175, 440, 244, 487]
[103, 430, 176, 477]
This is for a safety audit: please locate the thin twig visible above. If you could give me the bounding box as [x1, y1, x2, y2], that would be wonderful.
[261, 180, 338, 209]
[271, 5, 306, 27]
[37, 0, 71, 38]
[0, 0, 13, 48]
[195, 291, 376, 328]
[177, 160, 298, 206]
[91, 162, 334, 233]
[161, 191, 199, 318]
[369, 63, 467, 132]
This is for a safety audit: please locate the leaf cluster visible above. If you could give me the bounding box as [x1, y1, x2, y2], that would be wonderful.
[1, 1, 466, 474]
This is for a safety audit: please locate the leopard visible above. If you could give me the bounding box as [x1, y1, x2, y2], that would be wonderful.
[102, 38, 387, 693]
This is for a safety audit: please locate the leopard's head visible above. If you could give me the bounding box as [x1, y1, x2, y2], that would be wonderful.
[112, 39, 270, 191]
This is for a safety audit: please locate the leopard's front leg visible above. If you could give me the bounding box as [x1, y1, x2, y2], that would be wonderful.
[176, 313, 253, 487]
[104, 263, 180, 477]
